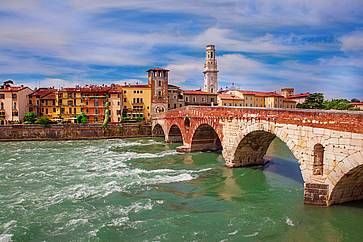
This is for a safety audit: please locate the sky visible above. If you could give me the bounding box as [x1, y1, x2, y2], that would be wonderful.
[0, 0, 362, 99]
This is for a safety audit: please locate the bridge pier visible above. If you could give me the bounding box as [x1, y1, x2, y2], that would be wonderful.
[304, 183, 329, 206]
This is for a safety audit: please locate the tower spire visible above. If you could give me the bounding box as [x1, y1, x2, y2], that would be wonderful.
[203, 44, 218, 93]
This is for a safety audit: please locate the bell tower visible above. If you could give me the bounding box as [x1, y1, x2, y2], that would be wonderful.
[203, 45, 218, 93]
[148, 68, 169, 116]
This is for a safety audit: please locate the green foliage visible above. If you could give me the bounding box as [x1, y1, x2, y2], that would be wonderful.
[351, 98, 360, 103]
[297, 93, 324, 109]
[36, 116, 50, 126]
[76, 112, 87, 124]
[323, 99, 352, 110]
[24, 112, 37, 124]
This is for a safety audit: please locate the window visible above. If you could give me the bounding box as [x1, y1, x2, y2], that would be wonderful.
[211, 98, 215, 103]
[74, 108, 76, 114]
[134, 90, 136, 94]
[12, 94, 17, 99]
[158, 91, 161, 97]
[313, 144, 324, 175]
[13, 102, 16, 109]
[117, 101, 120, 106]
[123, 90, 126, 94]
[69, 108, 72, 114]
[174, 104, 176, 108]
[46, 109, 48, 114]
[140, 90, 143, 94]
[159, 81, 162, 86]
[202, 97, 205, 102]
[193, 97, 196, 102]
[53, 108, 56, 112]
[0, 94, 4, 99]
[0, 102, 4, 109]
[185, 97, 189, 102]
[124, 98, 127, 102]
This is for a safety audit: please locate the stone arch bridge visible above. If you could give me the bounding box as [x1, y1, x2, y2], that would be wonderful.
[152, 106, 363, 206]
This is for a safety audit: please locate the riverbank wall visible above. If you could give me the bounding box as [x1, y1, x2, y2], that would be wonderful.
[0, 123, 151, 141]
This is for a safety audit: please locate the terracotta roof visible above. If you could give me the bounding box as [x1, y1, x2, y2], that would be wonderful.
[218, 93, 244, 100]
[121, 84, 151, 88]
[286, 92, 310, 99]
[30, 88, 56, 97]
[147, 68, 169, 72]
[183, 90, 217, 95]
[351, 102, 363, 105]
[0, 85, 29, 92]
[168, 84, 181, 89]
[235, 90, 284, 98]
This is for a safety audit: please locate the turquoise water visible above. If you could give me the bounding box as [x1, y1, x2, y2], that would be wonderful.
[0, 138, 362, 241]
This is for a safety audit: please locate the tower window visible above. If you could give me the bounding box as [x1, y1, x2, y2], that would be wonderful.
[159, 81, 162, 86]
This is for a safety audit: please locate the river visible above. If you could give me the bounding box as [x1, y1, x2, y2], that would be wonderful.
[0, 138, 362, 241]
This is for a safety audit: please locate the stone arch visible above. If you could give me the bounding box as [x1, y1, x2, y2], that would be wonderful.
[232, 130, 276, 167]
[168, 124, 183, 143]
[190, 123, 222, 152]
[326, 151, 363, 205]
[225, 123, 303, 179]
[152, 123, 165, 138]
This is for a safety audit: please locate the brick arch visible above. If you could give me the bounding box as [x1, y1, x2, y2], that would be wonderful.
[189, 120, 223, 152]
[225, 123, 305, 180]
[167, 123, 184, 143]
[326, 151, 363, 205]
[152, 121, 167, 139]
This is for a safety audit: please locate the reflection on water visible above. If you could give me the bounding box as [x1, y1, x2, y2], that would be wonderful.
[0, 138, 362, 242]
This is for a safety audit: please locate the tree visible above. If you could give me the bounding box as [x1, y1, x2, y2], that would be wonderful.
[36, 116, 50, 126]
[323, 99, 352, 110]
[297, 93, 324, 109]
[24, 112, 37, 124]
[351, 98, 360, 103]
[76, 112, 87, 124]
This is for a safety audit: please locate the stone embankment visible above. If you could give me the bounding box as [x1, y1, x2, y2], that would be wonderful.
[0, 123, 151, 141]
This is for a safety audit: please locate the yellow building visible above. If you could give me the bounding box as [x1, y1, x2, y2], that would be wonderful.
[217, 93, 244, 106]
[120, 84, 152, 121]
[224, 90, 296, 109]
[55, 88, 83, 123]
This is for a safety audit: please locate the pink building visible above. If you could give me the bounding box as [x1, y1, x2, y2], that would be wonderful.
[0, 81, 33, 125]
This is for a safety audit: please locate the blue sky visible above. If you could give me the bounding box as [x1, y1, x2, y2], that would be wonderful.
[0, 0, 362, 99]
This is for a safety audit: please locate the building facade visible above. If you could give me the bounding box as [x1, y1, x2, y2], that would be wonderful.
[217, 93, 244, 107]
[168, 84, 184, 109]
[29, 88, 57, 120]
[121, 84, 151, 121]
[183, 90, 218, 106]
[223, 90, 296, 109]
[0, 81, 33, 125]
[203, 45, 218, 94]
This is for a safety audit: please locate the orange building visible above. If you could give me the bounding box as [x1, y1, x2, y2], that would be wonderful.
[29, 88, 57, 120]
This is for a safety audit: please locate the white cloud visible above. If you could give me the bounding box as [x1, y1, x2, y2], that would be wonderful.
[340, 31, 363, 52]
